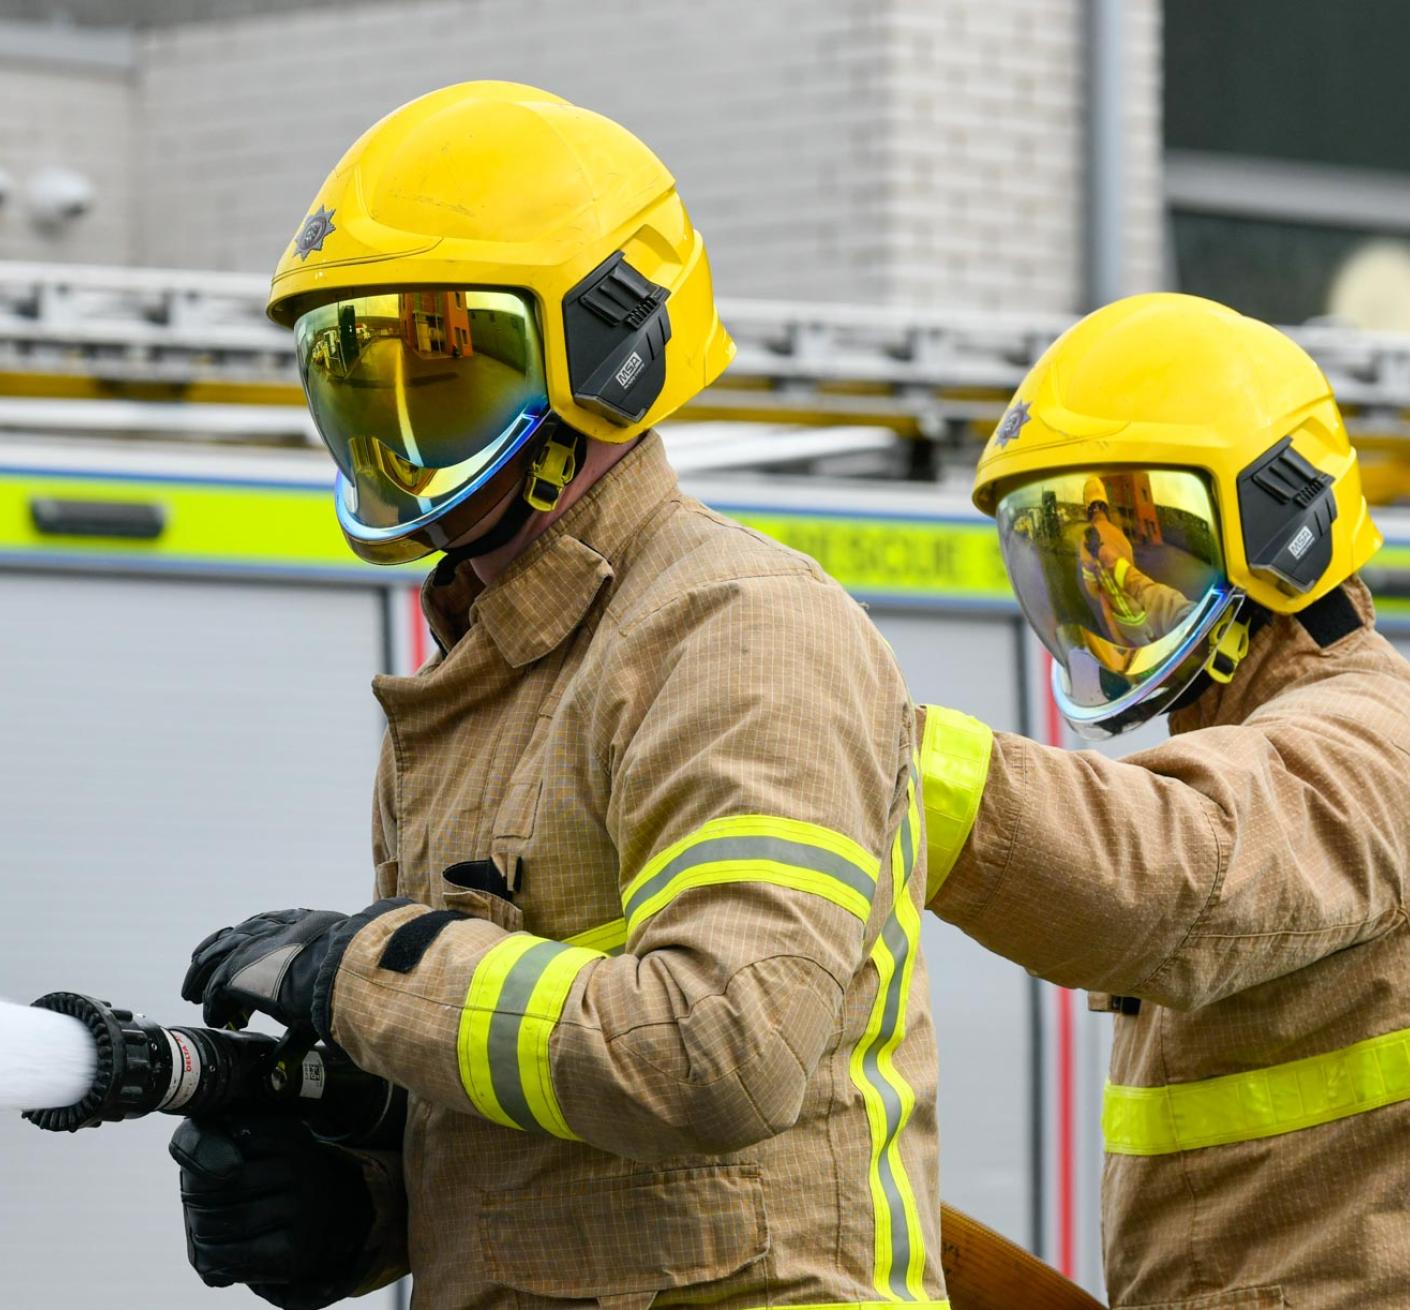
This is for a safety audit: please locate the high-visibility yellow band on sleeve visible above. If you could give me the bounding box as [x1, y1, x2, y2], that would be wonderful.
[1104, 1024, 1410, 1156]
[738, 1303, 950, 1309]
[620, 814, 880, 937]
[564, 917, 628, 955]
[457, 933, 604, 1139]
[919, 706, 994, 903]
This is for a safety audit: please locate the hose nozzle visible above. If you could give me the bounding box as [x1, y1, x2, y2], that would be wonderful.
[22, 992, 401, 1147]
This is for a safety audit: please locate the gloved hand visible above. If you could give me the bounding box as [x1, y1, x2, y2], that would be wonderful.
[182, 908, 347, 1032]
[169, 1116, 374, 1309]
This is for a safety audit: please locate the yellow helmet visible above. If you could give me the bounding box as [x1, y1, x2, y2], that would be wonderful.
[267, 81, 734, 564]
[976, 293, 1383, 736]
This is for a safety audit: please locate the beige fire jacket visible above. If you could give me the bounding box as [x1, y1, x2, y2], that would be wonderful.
[318, 437, 947, 1309]
[922, 578, 1410, 1309]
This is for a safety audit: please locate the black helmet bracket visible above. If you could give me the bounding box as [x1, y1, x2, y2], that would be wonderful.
[563, 252, 672, 425]
[1236, 436, 1337, 595]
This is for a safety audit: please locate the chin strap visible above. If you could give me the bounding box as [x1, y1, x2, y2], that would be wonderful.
[1199, 582, 1357, 686]
[1167, 599, 1267, 716]
[524, 426, 584, 513]
[1203, 609, 1252, 684]
[432, 424, 588, 581]
[1295, 584, 1363, 647]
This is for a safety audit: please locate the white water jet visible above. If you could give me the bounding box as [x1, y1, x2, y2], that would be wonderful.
[0, 997, 98, 1111]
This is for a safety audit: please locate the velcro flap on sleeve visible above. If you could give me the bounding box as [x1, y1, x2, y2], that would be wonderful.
[377, 909, 469, 974]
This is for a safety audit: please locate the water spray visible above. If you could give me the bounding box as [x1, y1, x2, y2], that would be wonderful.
[9, 992, 402, 1148]
[0, 997, 99, 1112]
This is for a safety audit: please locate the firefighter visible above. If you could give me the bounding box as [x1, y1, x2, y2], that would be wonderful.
[1077, 475, 1148, 641]
[170, 83, 947, 1310]
[1076, 474, 1192, 646]
[919, 293, 1410, 1308]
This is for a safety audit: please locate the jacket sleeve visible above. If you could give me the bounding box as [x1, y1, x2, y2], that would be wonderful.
[1115, 557, 1195, 639]
[333, 755, 409, 1296]
[317, 569, 913, 1161]
[923, 648, 1410, 1011]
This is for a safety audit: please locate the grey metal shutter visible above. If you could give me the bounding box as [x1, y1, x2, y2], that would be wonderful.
[0, 571, 394, 1309]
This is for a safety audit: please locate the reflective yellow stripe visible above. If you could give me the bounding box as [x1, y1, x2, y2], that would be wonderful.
[888, 776, 928, 1297]
[458, 935, 538, 1131]
[919, 707, 993, 903]
[621, 815, 879, 937]
[1104, 1025, 1410, 1156]
[852, 927, 901, 1292]
[564, 917, 628, 955]
[516, 945, 600, 1140]
[0, 470, 423, 577]
[739, 1303, 950, 1309]
[849, 774, 928, 1301]
[457, 933, 604, 1139]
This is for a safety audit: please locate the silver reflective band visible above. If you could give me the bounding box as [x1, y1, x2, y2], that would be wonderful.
[487, 939, 576, 1134]
[158, 1028, 203, 1111]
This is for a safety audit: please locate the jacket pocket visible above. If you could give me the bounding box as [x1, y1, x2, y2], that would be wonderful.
[374, 858, 401, 900]
[491, 775, 542, 889]
[1120, 1286, 1285, 1309]
[380, 854, 433, 906]
[480, 1164, 767, 1300]
[438, 877, 523, 934]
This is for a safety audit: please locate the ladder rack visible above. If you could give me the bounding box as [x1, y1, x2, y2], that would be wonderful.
[5, 260, 1410, 471]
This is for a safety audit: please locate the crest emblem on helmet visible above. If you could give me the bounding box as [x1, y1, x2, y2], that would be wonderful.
[994, 400, 1032, 448]
[294, 206, 336, 261]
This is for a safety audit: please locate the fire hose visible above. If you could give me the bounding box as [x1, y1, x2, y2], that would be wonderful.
[940, 1203, 1104, 1310]
[19, 992, 1104, 1309]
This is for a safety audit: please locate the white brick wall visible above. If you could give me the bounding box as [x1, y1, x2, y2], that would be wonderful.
[2, 0, 1165, 312]
[0, 38, 137, 264]
[1121, 0, 1166, 298]
[881, 0, 1163, 311]
[136, 0, 898, 304]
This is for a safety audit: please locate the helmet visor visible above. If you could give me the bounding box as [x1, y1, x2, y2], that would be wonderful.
[995, 468, 1238, 736]
[294, 288, 549, 534]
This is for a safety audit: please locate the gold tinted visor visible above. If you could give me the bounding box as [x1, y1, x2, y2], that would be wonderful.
[995, 468, 1238, 734]
[294, 288, 548, 535]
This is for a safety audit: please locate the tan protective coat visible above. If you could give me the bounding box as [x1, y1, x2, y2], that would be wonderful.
[931, 579, 1410, 1308]
[329, 437, 945, 1309]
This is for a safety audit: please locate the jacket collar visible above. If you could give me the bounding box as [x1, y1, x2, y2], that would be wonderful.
[422, 433, 679, 669]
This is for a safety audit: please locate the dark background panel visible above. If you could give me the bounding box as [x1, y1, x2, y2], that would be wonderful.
[1169, 212, 1395, 323]
[1165, 0, 1410, 174]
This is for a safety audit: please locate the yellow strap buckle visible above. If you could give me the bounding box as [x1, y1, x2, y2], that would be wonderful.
[1203, 610, 1250, 685]
[523, 431, 579, 513]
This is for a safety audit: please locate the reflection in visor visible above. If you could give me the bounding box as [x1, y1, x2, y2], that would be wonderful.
[294, 288, 549, 536]
[348, 435, 438, 496]
[996, 468, 1239, 734]
[336, 412, 542, 527]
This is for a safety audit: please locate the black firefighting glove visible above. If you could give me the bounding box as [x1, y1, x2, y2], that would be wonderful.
[182, 908, 348, 1033]
[169, 1116, 373, 1309]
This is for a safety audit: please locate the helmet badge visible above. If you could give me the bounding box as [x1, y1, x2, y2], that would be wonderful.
[994, 399, 1031, 448]
[294, 206, 336, 261]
